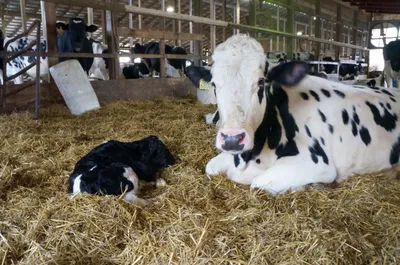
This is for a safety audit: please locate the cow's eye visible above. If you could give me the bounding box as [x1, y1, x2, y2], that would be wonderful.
[211, 82, 216, 88]
[257, 78, 265, 87]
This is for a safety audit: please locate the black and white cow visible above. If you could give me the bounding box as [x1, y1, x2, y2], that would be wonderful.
[266, 52, 315, 62]
[383, 39, 400, 88]
[56, 18, 99, 75]
[0, 35, 48, 84]
[132, 42, 187, 77]
[69, 136, 176, 205]
[322, 56, 362, 81]
[203, 34, 400, 195]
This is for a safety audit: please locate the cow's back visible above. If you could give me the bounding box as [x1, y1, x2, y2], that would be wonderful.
[286, 75, 400, 180]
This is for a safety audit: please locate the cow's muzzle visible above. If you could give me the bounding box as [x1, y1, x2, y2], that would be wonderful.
[217, 129, 251, 153]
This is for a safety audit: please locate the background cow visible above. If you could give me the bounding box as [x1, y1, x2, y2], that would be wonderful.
[0, 35, 48, 84]
[322, 56, 362, 81]
[383, 39, 400, 88]
[56, 18, 99, 75]
[204, 34, 400, 195]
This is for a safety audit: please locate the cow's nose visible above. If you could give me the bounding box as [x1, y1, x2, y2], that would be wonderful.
[217, 129, 248, 152]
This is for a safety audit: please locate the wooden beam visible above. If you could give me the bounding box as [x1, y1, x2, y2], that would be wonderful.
[87, 7, 94, 38]
[222, 0, 226, 41]
[42, 0, 124, 12]
[286, 0, 294, 59]
[124, 5, 229, 27]
[210, 0, 215, 51]
[193, 0, 202, 66]
[118, 28, 203, 41]
[159, 38, 166, 78]
[315, 0, 321, 60]
[352, 11, 358, 60]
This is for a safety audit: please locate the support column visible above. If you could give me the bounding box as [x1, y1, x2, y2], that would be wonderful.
[286, 0, 294, 59]
[138, 0, 142, 45]
[104, 0, 119, 80]
[210, 0, 216, 52]
[128, 0, 133, 50]
[44, 2, 59, 98]
[87, 8, 94, 38]
[315, 0, 321, 60]
[189, 0, 193, 53]
[222, 0, 226, 41]
[193, 0, 202, 66]
[335, 4, 342, 60]
[235, 0, 240, 34]
[352, 11, 358, 60]
[177, 0, 182, 46]
[19, 0, 27, 31]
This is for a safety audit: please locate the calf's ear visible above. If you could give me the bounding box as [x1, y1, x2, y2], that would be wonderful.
[86, 25, 98, 33]
[267, 61, 311, 87]
[56, 22, 68, 30]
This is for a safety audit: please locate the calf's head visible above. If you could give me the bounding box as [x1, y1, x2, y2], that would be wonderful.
[211, 34, 310, 154]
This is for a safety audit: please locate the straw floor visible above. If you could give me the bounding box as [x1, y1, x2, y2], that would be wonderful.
[1, 96, 400, 265]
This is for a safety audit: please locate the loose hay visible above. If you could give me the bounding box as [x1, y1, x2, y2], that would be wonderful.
[1, 96, 400, 265]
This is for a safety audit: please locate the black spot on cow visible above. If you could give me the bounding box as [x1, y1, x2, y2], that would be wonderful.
[365, 101, 397, 132]
[318, 110, 327, 123]
[382, 89, 394, 97]
[334, 90, 345, 98]
[340, 136, 343, 142]
[375, 90, 382, 94]
[359, 126, 371, 146]
[390, 97, 396, 103]
[276, 140, 299, 159]
[305, 125, 312, 137]
[212, 111, 220, 125]
[309, 138, 329, 165]
[321, 89, 331, 98]
[342, 109, 349, 125]
[351, 120, 358, 136]
[256, 159, 261, 164]
[390, 135, 400, 165]
[380, 102, 385, 108]
[387, 103, 392, 110]
[309, 90, 320, 102]
[300, 92, 309, 100]
[257, 85, 264, 104]
[233, 155, 240, 167]
[369, 86, 379, 90]
[352, 107, 360, 125]
[320, 137, 325, 145]
[240, 151, 253, 163]
[328, 124, 334, 134]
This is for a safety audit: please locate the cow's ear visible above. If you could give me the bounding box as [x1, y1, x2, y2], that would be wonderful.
[267, 61, 310, 86]
[56, 22, 68, 30]
[86, 25, 98, 33]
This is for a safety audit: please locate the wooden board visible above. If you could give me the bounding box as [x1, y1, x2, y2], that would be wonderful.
[118, 27, 203, 41]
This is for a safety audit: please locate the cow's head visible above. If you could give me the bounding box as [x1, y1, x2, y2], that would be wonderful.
[211, 34, 310, 154]
[56, 18, 98, 52]
[210, 34, 268, 154]
[384, 39, 400, 72]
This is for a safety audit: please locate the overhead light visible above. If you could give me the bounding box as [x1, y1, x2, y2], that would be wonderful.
[313, 16, 317, 20]
[297, 31, 303, 36]
[166, 6, 174, 12]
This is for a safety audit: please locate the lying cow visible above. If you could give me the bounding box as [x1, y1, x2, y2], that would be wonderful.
[204, 34, 400, 195]
[383, 39, 400, 88]
[69, 136, 176, 205]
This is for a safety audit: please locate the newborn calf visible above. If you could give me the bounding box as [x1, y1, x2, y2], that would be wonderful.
[68, 135, 176, 206]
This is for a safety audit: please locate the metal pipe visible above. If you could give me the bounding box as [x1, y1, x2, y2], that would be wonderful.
[34, 21, 41, 120]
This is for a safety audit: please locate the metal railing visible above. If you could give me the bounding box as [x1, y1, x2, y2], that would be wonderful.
[1, 20, 41, 119]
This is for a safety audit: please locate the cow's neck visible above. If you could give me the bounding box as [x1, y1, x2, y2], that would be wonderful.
[242, 84, 300, 163]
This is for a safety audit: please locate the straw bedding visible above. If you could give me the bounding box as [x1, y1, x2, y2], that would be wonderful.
[1, 96, 400, 265]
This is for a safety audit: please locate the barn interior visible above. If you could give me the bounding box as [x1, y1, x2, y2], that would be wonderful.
[1, 0, 400, 264]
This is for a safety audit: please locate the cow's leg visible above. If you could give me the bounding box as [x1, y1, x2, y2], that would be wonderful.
[387, 75, 393, 88]
[250, 156, 337, 195]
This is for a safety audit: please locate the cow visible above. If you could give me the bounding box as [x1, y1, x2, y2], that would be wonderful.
[121, 62, 151, 79]
[202, 34, 400, 195]
[266, 52, 315, 61]
[0, 35, 48, 85]
[383, 39, 400, 88]
[88, 39, 109, 81]
[56, 18, 99, 75]
[322, 57, 362, 81]
[132, 42, 187, 77]
[69, 136, 176, 205]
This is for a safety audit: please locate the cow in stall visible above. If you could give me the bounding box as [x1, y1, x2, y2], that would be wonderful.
[322, 56, 363, 81]
[383, 39, 400, 88]
[266, 52, 316, 61]
[132, 42, 187, 77]
[56, 18, 99, 76]
[197, 34, 400, 195]
[0, 32, 48, 85]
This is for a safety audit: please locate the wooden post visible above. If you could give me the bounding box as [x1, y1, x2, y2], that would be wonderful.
[189, 0, 193, 53]
[277, 6, 280, 51]
[315, 0, 321, 60]
[138, 0, 142, 45]
[101, 11, 106, 43]
[159, 38, 166, 78]
[235, 0, 240, 34]
[104, 0, 119, 80]
[40, 1, 50, 82]
[222, 0, 226, 41]
[286, 0, 294, 59]
[210, 0, 215, 52]
[19, 0, 27, 31]
[177, 0, 181, 46]
[193, 0, 202, 66]
[44, 2, 59, 98]
[352, 11, 358, 60]
[335, 4, 342, 60]
[1, 4, 5, 34]
[128, 0, 133, 50]
[87, 8, 94, 38]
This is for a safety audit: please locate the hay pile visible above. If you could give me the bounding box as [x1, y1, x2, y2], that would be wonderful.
[1, 96, 400, 265]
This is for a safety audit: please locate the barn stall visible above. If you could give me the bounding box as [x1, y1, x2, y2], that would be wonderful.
[1, 0, 400, 264]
